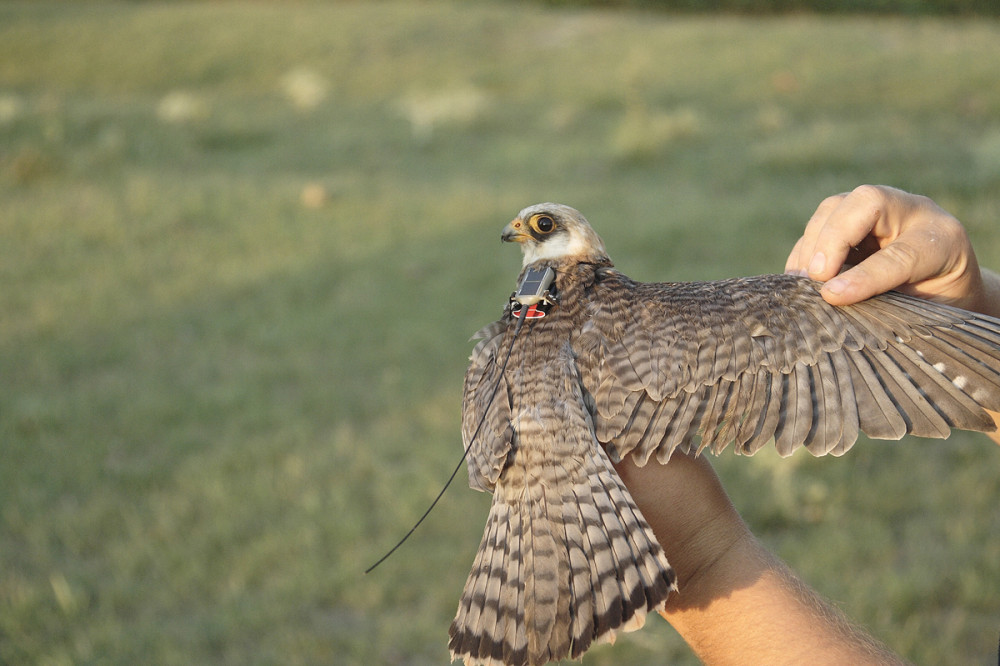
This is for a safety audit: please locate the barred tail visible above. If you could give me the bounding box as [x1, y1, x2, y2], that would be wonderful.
[449, 444, 675, 666]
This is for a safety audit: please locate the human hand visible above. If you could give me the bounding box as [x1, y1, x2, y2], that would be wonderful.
[784, 184, 999, 317]
[786, 185, 1000, 442]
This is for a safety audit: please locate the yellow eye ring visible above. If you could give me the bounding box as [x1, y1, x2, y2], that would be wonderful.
[531, 215, 555, 234]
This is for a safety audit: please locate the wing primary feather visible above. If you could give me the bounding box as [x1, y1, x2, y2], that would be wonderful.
[844, 348, 908, 439]
[774, 363, 813, 456]
[631, 395, 683, 465]
[601, 392, 646, 460]
[713, 373, 756, 454]
[741, 369, 783, 455]
[891, 342, 996, 430]
[696, 379, 733, 455]
[804, 354, 844, 456]
[826, 350, 860, 456]
[880, 344, 970, 437]
[915, 335, 1000, 413]
[955, 318, 1000, 347]
[935, 327, 1000, 381]
[864, 346, 951, 438]
[734, 369, 769, 454]
[655, 388, 705, 463]
[615, 393, 659, 462]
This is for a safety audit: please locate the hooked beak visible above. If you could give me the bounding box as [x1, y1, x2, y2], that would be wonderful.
[501, 218, 531, 243]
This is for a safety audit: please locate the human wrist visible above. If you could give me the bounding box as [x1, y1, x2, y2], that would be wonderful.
[661, 524, 906, 665]
[660, 505, 759, 613]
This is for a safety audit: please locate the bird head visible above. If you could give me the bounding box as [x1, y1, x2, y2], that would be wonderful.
[501, 203, 609, 267]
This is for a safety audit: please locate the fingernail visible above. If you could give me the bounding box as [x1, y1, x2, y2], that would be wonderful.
[824, 277, 848, 295]
[785, 268, 807, 277]
[807, 252, 825, 276]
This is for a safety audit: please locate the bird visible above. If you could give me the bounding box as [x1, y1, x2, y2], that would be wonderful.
[448, 203, 1000, 666]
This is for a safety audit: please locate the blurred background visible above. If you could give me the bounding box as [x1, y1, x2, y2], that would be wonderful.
[2, 1, 999, 664]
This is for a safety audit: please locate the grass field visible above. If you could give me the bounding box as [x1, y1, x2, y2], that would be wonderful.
[2, 2, 999, 664]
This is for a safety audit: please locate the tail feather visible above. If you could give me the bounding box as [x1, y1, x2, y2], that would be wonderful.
[449, 445, 674, 666]
[559, 502, 594, 660]
[502, 510, 527, 666]
[522, 498, 562, 664]
[478, 503, 511, 660]
[594, 457, 668, 631]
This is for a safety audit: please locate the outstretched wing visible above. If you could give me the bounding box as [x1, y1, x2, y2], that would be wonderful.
[574, 272, 1000, 465]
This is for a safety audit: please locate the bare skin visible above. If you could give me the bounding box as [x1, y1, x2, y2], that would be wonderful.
[617, 454, 908, 665]
[784, 184, 1000, 317]
[619, 186, 998, 664]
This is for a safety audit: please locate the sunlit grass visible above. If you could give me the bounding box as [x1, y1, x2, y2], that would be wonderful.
[1, 2, 999, 664]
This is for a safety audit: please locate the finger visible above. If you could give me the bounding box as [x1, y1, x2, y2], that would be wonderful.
[784, 236, 808, 275]
[818, 234, 928, 305]
[807, 185, 896, 281]
[786, 194, 847, 274]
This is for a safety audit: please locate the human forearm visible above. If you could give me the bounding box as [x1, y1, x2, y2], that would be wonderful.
[616, 454, 906, 665]
[662, 530, 906, 666]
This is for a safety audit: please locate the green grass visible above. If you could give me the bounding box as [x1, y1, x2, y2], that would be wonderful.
[1, 2, 999, 664]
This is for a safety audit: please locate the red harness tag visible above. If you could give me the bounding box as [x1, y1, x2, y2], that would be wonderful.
[523, 304, 546, 319]
[511, 302, 550, 319]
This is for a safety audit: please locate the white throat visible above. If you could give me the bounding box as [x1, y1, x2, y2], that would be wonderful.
[521, 233, 593, 266]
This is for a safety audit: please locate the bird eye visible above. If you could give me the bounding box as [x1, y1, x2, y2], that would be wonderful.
[532, 215, 555, 234]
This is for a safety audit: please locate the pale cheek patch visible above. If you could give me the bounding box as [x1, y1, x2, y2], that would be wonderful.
[522, 233, 591, 265]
